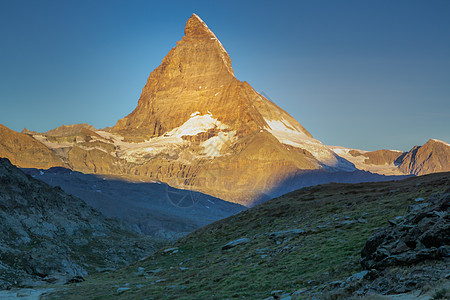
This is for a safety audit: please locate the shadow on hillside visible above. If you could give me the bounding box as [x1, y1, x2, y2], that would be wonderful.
[250, 169, 412, 206]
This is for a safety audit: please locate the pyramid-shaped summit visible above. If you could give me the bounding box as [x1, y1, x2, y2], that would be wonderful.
[107, 13, 352, 204]
[111, 14, 311, 140]
[184, 14, 219, 38]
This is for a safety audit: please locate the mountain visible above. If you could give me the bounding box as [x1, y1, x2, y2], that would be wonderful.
[108, 13, 355, 203]
[0, 124, 66, 169]
[331, 139, 450, 177]
[1, 14, 448, 206]
[0, 158, 160, 289]
[42, 172, 450, 299]
[1, 14, 358, 206]
[398, 139, 450, 175]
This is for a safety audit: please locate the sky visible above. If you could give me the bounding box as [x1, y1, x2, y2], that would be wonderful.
[0, 0, 449, 151]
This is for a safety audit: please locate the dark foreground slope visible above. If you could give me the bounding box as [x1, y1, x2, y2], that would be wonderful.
[43, 172, 449, 299]
[22, 167, 245, 240]
[0, 158, 163, 289]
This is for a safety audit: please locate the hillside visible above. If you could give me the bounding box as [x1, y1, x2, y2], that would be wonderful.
[0, 158, 163, 289]
[22, 167, 245, 240]
[0, 124, 66, 169]
[43, 172, 450, 299]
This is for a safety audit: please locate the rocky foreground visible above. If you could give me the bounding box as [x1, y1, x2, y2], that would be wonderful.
[0, 158, 162, 289]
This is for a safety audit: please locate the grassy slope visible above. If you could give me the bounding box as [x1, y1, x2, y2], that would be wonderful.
[44, 172, 449, 299]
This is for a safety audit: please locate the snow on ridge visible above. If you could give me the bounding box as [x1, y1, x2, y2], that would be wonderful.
[96, 113, 232, 163]
[264, 118, 354, 170]
[430, 139, 450, 147]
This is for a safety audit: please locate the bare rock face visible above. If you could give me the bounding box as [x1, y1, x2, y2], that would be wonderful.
[398, 139, 450, 175]
[0, 124, 66, 169]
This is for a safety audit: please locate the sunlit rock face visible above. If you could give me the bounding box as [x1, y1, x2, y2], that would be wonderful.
[398, 139, 450, 175]
[0, 124, 66, 169]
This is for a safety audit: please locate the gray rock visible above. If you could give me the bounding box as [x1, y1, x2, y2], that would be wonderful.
[148, 268, 163, 274]
[222, 238, 250, 250]
[271, 290, 284, 297]
[268, 229, 306, 238]
[116, 287, 131, 293]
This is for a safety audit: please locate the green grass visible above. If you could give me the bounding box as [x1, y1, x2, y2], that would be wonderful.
[43, 172, 449, 299]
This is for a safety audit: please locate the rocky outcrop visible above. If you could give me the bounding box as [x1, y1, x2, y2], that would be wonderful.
[0, 124, 66, 169]
[0, 158, 158, 289]
[350, 191, 450, 295]
[398, 139, 450, 175]
[361, 192, 449, 270]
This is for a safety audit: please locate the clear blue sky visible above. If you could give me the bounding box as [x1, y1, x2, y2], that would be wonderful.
[1, 0, 449, 151]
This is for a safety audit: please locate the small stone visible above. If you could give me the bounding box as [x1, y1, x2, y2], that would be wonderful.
[292, 289, 308, 295]
[415, 197, 425, 202]
[271, 290, 284, 296]
[222, 238, 250, 250]
[163, 247, 179, 253]
[116, 287, 131, 294]
[149, 268, 163, 274]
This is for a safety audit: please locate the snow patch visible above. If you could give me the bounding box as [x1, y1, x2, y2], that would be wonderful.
[264, 118, 353, 170]
[201, 131, 237, 157]
[99, 113, 232, 163]
[168, 112, 228, 137]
